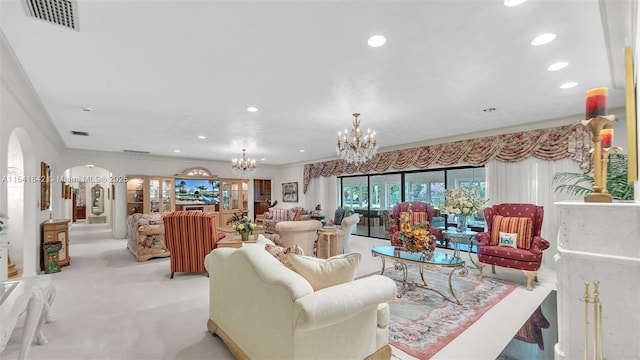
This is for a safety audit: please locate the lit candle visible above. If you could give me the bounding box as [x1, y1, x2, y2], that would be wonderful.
[600, 128, 614, 148]
[585, 87, 608, 120]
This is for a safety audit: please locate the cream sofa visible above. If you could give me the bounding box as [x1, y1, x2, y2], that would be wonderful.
[204, 236, 397, 360]
[275, 219, 322, 256]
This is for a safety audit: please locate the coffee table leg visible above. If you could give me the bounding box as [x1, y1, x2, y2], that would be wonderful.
[419, 266, 427, 286]
[448, 265, 469, 305]
[395, 261, 410, 298]
[468, 239, 478, 268]
[379, 257, 386, 274]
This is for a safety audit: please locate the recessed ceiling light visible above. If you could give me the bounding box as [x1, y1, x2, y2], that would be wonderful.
[173, 149, 181, 153]
[247, 107, 258, 112]
[299, 149, 305, 153]
[260, 158, 266, 161]
[503, 0, 527, 6]
[483, 107, 497, 112]
[197, 135, 207, 139]
[367, 35, 387, 48]
[531, 33, 556, 46]
[547, 61, 568, 71]
[560, 82, 579, 89]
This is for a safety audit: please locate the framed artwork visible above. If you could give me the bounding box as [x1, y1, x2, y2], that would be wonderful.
[282, 182, 298, 203]
[40, 162, 51, 210]
[61, 181, 66, 199]
[65, 185, 72, 199]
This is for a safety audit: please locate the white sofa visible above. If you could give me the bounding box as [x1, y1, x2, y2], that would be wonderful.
[204, 236, 397, 360]
[275, 219, 323, 256]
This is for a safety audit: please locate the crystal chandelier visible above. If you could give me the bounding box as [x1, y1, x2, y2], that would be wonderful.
[231, 149, 257, 178]
[336, 113, 378, 166]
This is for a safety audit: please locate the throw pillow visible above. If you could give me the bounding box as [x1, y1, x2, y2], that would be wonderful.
[490, 215, 533, 249]
[411, 212, 428, 226]
[498, 232, 518, 248]
[287, 253, 362, 291]
[264, 243, 304, 269]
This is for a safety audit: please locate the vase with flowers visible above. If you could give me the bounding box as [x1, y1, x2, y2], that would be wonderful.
[229, 213, 256, 241]
[391, 206, 436, 260]
[443, 186, 486, 232]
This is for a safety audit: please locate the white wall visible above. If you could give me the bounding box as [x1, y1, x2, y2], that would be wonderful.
[1, 31, 66, 277]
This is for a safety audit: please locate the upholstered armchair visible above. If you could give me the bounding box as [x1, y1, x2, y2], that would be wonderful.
[475, 203, 550, 290]
[388, 202, 442, 247]
[275, 219, 322, 256]
[163, 211, 225, 278]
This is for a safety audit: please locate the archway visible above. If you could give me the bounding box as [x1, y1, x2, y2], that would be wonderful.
[64, 165, 115, 229]
[6, 128, 37, 278]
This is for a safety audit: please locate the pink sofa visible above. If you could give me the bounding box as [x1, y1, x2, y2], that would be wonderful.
[262, 206, 309, 233]
[475, 203, 550, 290]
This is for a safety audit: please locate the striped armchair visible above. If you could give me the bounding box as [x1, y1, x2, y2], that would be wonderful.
[163, 211, 226, 278]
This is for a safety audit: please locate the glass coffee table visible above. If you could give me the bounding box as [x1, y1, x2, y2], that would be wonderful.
[442, 228, 478, 267]
[371, 246, 468, 304]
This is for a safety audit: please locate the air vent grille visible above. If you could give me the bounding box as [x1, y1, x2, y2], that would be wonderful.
[123, 149, 151, 155]
[70, 130, 89, 136]
[22, 0, 79, 30]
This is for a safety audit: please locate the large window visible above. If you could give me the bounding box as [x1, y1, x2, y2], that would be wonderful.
[339, 166, 485, 240]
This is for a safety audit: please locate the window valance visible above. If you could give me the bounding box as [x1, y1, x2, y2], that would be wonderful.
[303, 123, 590, 193]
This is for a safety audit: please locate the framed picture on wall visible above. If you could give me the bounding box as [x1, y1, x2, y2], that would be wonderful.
[40, 162, 51, 210]
[282, 182, 298, 203]
[61, 181, 66, 199]
[65, 184, 72, 199]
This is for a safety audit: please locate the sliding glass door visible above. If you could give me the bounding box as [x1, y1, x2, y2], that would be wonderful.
[339, 165, 485, 240]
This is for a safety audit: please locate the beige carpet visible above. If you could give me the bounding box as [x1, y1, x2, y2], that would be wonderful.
[1, 222, 555, 359]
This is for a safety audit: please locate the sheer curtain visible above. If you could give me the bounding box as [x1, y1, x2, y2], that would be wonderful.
[486, 157, 582, 269]
[305, 175, 338, 219]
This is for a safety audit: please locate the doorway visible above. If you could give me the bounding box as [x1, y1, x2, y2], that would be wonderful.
[253, 179, 272, 220]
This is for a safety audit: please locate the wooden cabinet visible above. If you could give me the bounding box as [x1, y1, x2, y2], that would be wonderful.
[219, 178, 249, 226]
[41, 219, 70, 270]
[126, 176, 175, 215]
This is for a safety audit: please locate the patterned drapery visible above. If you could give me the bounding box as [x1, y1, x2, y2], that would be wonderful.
[303, 123, 591, 193]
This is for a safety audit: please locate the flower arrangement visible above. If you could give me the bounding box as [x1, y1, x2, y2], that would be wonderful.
[443, 186, 485, 217]
[392, 208, 436, 254]
[231, 215, 256, 235]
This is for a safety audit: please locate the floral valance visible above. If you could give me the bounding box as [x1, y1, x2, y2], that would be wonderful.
[303, 123, 591, 193]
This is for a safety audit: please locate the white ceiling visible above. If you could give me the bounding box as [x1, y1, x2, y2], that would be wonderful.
[0, 0, 632, 165]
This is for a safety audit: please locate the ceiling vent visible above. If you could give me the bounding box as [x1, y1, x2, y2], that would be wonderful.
[22, 0, 79, 31]
[70, 130, 89, 136]
[123, 149, 151, 155]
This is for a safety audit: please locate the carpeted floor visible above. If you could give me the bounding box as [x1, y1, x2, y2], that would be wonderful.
[1, 222, 556, 359]
[372, 264, 518, 359]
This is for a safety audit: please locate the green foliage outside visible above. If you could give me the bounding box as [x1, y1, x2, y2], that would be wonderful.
[553, 153, 634, 200]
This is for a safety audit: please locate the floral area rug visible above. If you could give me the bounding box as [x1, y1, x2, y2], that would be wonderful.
[368, 263, 517, 359]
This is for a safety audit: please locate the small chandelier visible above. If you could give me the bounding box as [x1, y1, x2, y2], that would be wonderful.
[336, 113, 378, 166]
[231, 149, 257, 178]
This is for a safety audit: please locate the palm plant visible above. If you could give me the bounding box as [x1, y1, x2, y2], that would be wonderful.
[553, 153, 634, 200]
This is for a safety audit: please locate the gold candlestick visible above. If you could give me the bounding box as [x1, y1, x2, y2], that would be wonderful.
[582, 115, 615, 202]
[600, 146, 622, 196]
[584, 282, 591, 360]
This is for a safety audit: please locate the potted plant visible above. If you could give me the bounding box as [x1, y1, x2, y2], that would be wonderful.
[553, 153, 634, 200]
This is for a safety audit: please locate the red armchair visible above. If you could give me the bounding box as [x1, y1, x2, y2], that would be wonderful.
[476, 203, 550, 290]
[388, 202, 442, 247]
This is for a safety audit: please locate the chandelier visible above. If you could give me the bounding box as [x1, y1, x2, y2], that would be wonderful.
[336, 113, 378, 166]
[231, 149, 257, 178]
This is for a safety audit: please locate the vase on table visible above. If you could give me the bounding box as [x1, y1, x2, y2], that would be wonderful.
[456, 215, 468, 232]
[240, 232, 249, 241]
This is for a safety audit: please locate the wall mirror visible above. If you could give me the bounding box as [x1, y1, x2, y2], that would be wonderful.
[91, 184, 104, 215]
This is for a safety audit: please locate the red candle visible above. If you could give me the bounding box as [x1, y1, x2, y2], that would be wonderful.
[585, 87, 608, 119]
[600, 128, 614, 148]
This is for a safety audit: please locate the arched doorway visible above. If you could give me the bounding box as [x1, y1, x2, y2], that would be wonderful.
[5, 128, 37, 279]
[64, 165, 115, 229]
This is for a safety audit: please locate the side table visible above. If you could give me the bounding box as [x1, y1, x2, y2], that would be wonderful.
[442, 229, 478, 267]
[316, 227, 338, 259]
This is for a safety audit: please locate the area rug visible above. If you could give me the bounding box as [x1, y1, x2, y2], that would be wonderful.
[365, 264, 517, 359]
